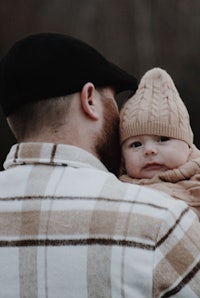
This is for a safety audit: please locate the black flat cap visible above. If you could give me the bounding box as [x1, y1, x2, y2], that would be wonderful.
[0, 33, 137, 116]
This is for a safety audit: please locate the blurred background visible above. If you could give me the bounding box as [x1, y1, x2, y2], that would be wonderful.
[0, 0, 200, 169]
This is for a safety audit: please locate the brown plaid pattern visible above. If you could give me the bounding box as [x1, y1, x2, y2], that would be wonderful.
[0, 142, 200, 298]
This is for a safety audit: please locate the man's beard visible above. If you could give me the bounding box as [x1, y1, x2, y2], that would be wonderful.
[95, 100, 121, 176]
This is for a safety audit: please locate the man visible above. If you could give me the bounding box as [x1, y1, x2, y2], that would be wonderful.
[0, 33, 199, 298]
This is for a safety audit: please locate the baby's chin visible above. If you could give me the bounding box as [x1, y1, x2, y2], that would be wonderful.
[140, 167, 168, 179]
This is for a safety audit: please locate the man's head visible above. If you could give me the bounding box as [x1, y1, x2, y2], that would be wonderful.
[0, 32, 137, 116]
[0, 33, 137, 175]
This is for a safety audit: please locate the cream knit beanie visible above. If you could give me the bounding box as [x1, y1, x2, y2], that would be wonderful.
[120, 67, 193, 146]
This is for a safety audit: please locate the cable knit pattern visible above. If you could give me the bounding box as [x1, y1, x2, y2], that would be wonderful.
[120, 67, 193, 145]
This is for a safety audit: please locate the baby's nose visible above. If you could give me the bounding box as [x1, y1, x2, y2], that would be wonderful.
[144, 144, 158, 156]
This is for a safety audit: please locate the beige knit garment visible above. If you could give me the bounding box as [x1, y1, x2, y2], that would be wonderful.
[120, 67, 193, 146]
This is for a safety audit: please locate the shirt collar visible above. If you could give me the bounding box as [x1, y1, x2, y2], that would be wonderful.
[4, 142, 108, 172]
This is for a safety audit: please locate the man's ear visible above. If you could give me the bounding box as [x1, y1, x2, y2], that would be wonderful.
[80, 82, 100, 120]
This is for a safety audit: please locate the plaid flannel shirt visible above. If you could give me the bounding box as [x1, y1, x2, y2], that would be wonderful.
[0, 142, 200, 298]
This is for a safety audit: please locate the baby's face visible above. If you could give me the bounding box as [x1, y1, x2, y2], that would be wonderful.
[121, 135, 191, 179]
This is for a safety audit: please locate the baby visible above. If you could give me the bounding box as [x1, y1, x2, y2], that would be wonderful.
[120, 67, 200, 219]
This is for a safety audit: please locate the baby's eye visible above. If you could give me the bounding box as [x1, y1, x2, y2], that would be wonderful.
[159, 136, 170, 142]
[130, 141, 142, 148]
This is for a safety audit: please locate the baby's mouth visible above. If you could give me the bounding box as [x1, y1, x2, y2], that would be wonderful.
[143, 163, 163, 170]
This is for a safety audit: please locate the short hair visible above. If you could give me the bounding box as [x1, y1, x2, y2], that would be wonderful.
[7, 95, 73, 141]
